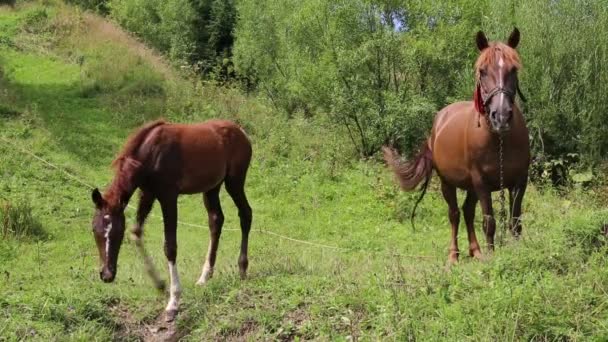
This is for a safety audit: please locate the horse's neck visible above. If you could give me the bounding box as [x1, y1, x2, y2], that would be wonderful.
[105, 172, 139, 210]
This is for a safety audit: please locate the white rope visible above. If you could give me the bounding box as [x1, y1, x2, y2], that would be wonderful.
[0, 136, 97, 190]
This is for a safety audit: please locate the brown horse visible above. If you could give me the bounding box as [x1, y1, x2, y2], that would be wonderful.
[384, 28, 530, 264]
[90, 119, 252, 321]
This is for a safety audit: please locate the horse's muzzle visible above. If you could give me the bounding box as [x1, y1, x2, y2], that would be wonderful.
[495, 124, 511, 134]
[100, 268, 116, 283]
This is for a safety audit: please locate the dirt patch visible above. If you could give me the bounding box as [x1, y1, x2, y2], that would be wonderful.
[276, 303, 313, 341]
[109, 302, 188, 342]
[216, 319, 260, 342]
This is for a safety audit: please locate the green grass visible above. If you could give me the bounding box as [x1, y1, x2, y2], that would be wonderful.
[1, 3, 608, 341]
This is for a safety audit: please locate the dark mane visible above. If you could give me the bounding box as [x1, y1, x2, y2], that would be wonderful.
[112, 119, 166, 170]
[105, 119, 166, 208]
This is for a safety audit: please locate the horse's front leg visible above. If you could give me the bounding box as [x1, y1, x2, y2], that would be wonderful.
[474, 183, 496, 251]
[132, 191, 165, 291]
[509, 176, 528, 237]
[132, 190, 155, 239]
[160, 194, 180, 322]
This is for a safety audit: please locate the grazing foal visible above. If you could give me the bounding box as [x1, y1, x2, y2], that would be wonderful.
[384, 28, 530, 264]
[91, 119, 253, 321]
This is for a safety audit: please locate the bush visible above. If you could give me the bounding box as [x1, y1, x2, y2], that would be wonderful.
[0, 0, 16, 7]
[0, 200, 47, 240]
[64, 0, 109, 14]
[233, 0, 608, 164]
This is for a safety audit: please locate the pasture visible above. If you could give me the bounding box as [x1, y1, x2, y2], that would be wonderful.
[1, 2, 608, 341]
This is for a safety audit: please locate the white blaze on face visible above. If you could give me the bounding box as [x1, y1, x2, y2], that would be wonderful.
[104, 214, 112, 258]
[497, 55, 505, 108]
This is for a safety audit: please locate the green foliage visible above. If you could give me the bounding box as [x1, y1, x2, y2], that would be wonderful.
[234, 0, 608, 163]
[108, 0, 195, 63]
[64, 0, 109, 14]
[189, 0, 236, 79]
[108, 0, 236, 79]
[0, 0, 16, 7]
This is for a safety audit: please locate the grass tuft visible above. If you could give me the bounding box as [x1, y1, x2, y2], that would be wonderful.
[0, 200, 47, 241]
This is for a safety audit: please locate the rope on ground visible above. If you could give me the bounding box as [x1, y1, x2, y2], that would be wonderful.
[0, 135, 366, 253]
[0, 136, 97, 190]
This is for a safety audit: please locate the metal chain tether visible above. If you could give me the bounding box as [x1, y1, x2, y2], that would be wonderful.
[498, 134, 507, 245]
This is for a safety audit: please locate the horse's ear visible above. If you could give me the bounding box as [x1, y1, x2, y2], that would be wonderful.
[476, 31, 489, 51]
[508, 27, 520, 48]
[92, 188, 104, 209]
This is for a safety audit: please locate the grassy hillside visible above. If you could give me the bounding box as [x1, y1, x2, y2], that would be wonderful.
[1, 2, 608, 341]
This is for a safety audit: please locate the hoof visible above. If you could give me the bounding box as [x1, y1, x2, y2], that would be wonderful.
[469, 248, 483, 260]
[447, 251, 459, 266]
[196, 272, 212, 286]
[239, 271, 247, 281]
[165, 309, 178, 322]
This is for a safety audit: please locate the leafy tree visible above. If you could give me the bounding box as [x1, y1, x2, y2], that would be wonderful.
[109, 0, 236, 78]
[234, 0, 608, 165]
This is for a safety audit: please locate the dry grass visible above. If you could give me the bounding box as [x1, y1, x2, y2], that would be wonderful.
[80, 12, 175, 81]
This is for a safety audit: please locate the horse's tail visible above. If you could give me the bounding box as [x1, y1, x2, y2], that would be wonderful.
[382, 143, 433, 230]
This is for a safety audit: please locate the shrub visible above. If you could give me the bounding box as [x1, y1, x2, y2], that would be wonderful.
[233, 0, 608, 164]
[0, 0, 16, 7]
[64, 0, 109, 15]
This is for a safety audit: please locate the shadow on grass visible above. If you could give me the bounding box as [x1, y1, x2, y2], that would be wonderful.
[1, 73, 162, 168]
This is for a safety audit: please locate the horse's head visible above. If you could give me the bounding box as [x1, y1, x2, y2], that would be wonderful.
[91, 188, 126, 283]
[474, 28, 522, 134]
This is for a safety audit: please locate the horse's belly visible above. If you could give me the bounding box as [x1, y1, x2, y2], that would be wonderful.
[178, 171, 225, 194]
[178, 159, 227, 194]
[432, 137, 472, 189]
[434, 164, 472, 189]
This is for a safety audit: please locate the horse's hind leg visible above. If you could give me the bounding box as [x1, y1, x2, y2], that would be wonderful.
[509, 176, 528, 237]
[225, 175, 252, 280]
[197, 185, 224, 285]
[441, 180, 460, 264]
[462, 191, 482, 259]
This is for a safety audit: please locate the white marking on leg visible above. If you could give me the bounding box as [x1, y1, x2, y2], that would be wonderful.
[165, 262, 181, 312]
[196, 244, 214, 285]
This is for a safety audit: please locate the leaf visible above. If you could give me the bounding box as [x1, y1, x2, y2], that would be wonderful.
[570, 170, 593, 184]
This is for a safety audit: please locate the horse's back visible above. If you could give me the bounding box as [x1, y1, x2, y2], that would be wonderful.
[147, 119, 252, 193]
[166, 119, 251, 156]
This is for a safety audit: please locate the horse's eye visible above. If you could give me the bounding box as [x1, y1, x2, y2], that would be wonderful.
[480, 69, 487, 77]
